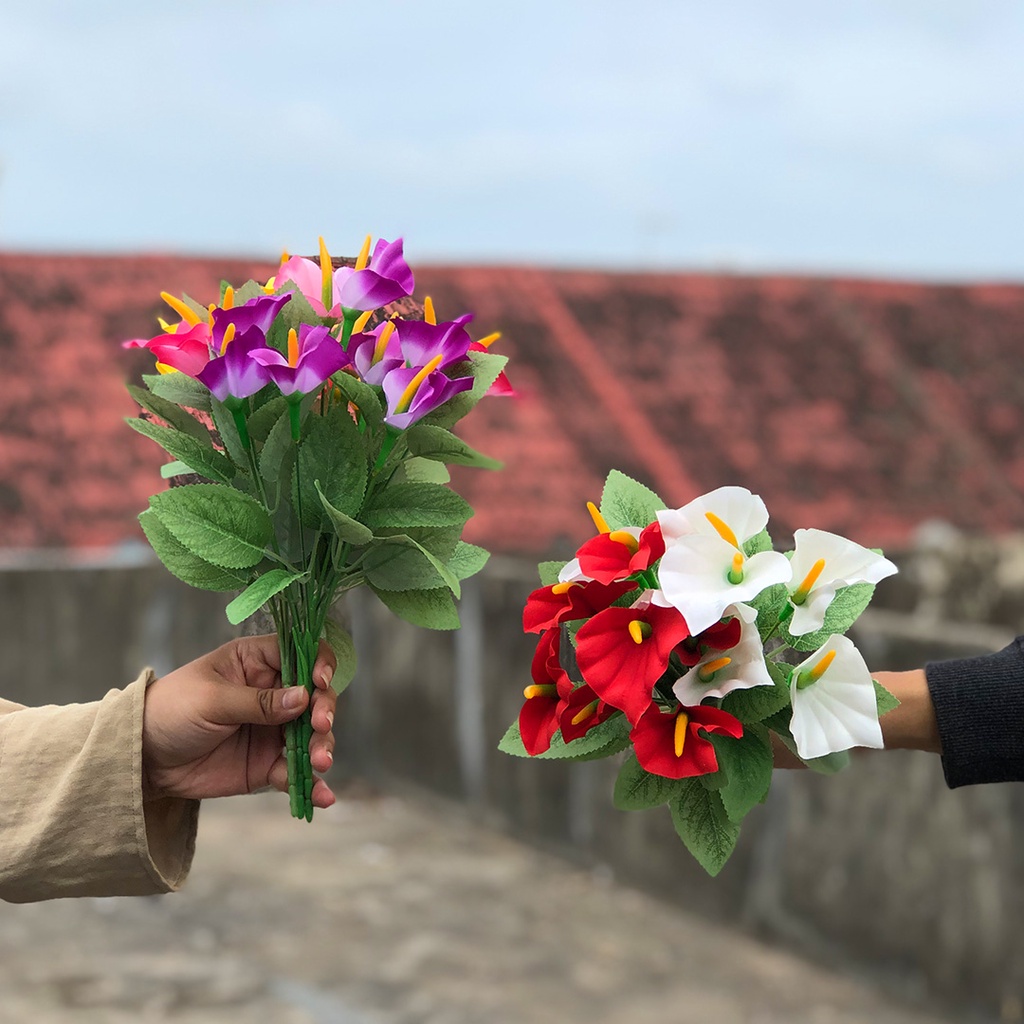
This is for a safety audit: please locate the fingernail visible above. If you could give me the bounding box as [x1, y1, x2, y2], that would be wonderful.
[282, 688, 305, 710]
[326, 711, 335, 729]
[320, 666, 335, 689]
[325, 749, 334, 767]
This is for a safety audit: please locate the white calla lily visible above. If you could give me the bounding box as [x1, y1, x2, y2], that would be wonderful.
[786, 528, 898, 636]
[788, 634, 883, 759]
[673, 603, 774, 705]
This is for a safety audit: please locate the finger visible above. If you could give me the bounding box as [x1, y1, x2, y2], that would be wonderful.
[312, 639, 337, 690]
[267, 754, 289, 793]
[204, 679, 309, 728]
[309, 729, 335, 775]
[267, 757, 335, 808]
[310, 685, 338, 735]
[312, 776, 336, 809]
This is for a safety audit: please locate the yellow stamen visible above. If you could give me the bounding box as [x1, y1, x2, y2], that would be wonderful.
[157, 317, 174, 334]
[705, 511, 740, 549]
[395, 354, 443, 413]
[551, 581, 574, 595]
[608, 530, 640, 554]
[373, 321, 396, 364]
[155, 361, 177, 375]
[354, 234, 372, 272]
[792, 558, 826, 605]
[318, 236, 332, 299]
[262, 276, 276, 295]
[475, 331, 501, 349]
[587, 501, 611, 535]
[674, 712, 690, 758]
[222, 285, 235, 310]
[808, 649, 836, 683]
[423, 296, 437, 325]
[571, 700, 600, 727]
[279, 249, 290, 265]
[523, 684, 557, 700]
[728, 551, 745, 584]
[161, 291, 201, 326]
[627, 620, 651, 645]
[287, 327, 299, 367]
[219, 322, 236, 356]
[353, 309, 374, 334]
[698, 656, 732, 682]
[206, 303, 216, 327]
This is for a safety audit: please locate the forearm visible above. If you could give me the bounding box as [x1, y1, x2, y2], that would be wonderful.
[872, 669, 942, 754]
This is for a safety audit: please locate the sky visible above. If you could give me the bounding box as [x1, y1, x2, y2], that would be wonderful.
[2, 0, 1022, 280]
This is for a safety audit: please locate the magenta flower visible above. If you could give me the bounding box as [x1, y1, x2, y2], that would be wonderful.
[349, 321, 405, 386]
[197, 327, 274, 403]
[123, 320, 213, 376]
[250, 324, 352, 397]
[212, 293, 291, 343]
[394, 313, 474, 369]
[381, 358, 473, 429]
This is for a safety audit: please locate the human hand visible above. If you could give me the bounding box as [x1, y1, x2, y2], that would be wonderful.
[141, 635, 338, 809]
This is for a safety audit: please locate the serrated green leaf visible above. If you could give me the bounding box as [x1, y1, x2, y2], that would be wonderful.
[802, 750, 852, 775]
[599, 469, 665, 530]
[160, 461, 194, 479]
[231, 279, 266, 304]
[144, 372, 213, 412]
[538, 560, 567, 587]
[226, 569, 305, 625]
[498, 714, 630, 761]
[749, 583, 789, 642]
[404, 423, 502, 469]
[258, 409, 293, 484]
[315, 481, 373, 546]
[874, 678, 900, 717]
[392, 457, 450, 485]
[149, 484, 273, 569]
[784, 583, 876, 651]
[364, 535, 461, 597]
[374, 585, 461, 630]
[278, 285, 322, 329]
[361, 482, 473, 530]
[126, 418, 236, 485]
[613, 753, 687, 810]
[742, 527, 776, 557]
[127, 384, 211, 442]
[498, 719, 530, 756]
[331, 370, 385, 431]
[210, 398, 250, 468]
[420, 351, 508, 429]
[247, 396, 289, 445]
[669, 781, 741, 877]
[324, 619, 357, 693]
[139, 510, 250, 592]
[710, 724, 774, 823]
[296, 404, 367, 526]
[719, 660, 792, 724]
[447, 542, 489, 581]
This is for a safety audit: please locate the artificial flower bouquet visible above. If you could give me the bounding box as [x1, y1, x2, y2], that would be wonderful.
[500, 470, 898, 875]
[124, 236, 509, 821]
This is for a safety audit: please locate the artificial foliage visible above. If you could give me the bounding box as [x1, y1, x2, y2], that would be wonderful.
[125, 236, 510, 821]
[501, 470, 899, 876]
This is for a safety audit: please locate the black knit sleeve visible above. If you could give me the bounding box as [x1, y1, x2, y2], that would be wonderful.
[925, 637, 1024, 788]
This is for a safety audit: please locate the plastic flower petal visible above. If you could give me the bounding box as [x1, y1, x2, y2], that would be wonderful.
[673, 615, 742, 668]
[657, 485, 770, 546]
[212, 293, 291, 344]
[786, 528, 898, 636]
[395, 314, 475, 369]
[196, 327, 274, 402]
[123, 320, 213, 376]
[349, 321, 404, 386]
[335, 237, 415, 312]
[630, 702, 743, 779]
[558, 682, 615, 743]
[518, 627, 572, 755]
[381, 361, 473, 429]
[249, 324, 351, 396]
[575, 598, 690, 723]
[276, 255, 334, 316]
[673, 603, 773, 705]
[788, 634, 884, 759]
[523, 579, 637, 634]
[576, 521, 665, 585]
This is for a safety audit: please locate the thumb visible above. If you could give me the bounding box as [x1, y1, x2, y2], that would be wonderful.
[206, 683, 309, 728]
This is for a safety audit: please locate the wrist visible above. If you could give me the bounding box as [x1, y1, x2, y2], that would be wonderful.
[874, 669, 942, 754]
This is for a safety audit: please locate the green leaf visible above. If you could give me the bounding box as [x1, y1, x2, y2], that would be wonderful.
[742, 527, 775, 557]
[711, 724, 774, 823]
[784, 583, 876, 651]
[296, 404, 367, 526]
[599, 469, 664, 530]
[802, 750, 852, 775]
[374, 523, 463, 560]
[258, 409, 293, 484]
[160, 460, 194, 479]
[126, 418, 236, 485]
[374, 585, 461, 630]
[763, 709, 853, 775]
[144, 372, 213, 412]
[497, 719, 530, 756]
[225, 569, 305, 625]
[126, 384, 211, 442]
[330, 371, 385, 431]
[447, 541, 489, 581]
[420, 351, 508, 429]
[719, 659, 792, 724]
[404, 423, 503, 470]
[361, 482, 473, 530]
[669, 781, 741, 877]
[210, 398, 249, 468]
[324, 619, 357, 694]
[364, 535, 461, 597]
[874, 678, 900, 716]
[749, 583, 789, 642]
[148, 484, 273, 569]
[498, 714, 630, 761]
[538, 561, 567, 588]
[392, 457, 450, 485]
[247, 396, 289, 445]
[279, 286, 322, 330]
[231, 279, 267, 304]
[613, 753, 687, 810]
[314, 481, 373, 546]
[139, 510, 250, 592]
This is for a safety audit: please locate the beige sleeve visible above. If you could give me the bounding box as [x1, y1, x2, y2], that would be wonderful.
[0, 671, 200, 903]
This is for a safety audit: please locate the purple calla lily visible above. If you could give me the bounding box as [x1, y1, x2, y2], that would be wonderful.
[212, 293, 291, 346]
[197, 326, 275, 402]
[334, 237, 415, 312]
[250, 324, 352, 396]
[381, 361, 473, 430]
[349, 322, 405, 386]
[394, 313, 474, 370]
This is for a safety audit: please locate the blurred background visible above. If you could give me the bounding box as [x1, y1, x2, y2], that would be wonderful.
[1, 2, 1023, 1021]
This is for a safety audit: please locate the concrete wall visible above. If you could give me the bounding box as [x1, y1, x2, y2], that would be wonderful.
[2, 530, 1022, 1017]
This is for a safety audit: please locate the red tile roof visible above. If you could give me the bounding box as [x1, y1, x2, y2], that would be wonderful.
[3, 252, 1024, 558]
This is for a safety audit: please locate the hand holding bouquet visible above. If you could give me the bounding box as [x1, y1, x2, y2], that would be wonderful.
[502, 471, 898, 875]
[125, 236, 509, 820]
